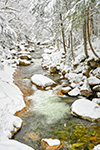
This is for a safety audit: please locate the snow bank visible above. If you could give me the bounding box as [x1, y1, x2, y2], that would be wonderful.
[0, 140, 34, 150]
[0, 64, 25, 140]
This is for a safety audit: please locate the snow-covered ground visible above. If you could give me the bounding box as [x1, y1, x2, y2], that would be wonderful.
[0, 63, 34, 149]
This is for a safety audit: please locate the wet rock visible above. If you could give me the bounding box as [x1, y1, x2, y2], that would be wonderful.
[61, 86, 71, 94]
[68, 87, 80, 97]
[80, 78, 93, 97]
[41, 138, 63, 150]
[88, 58, 97, 68]
[71, 99, 100, 122]
[50, 66, 57, 74]
[88, 76, 100, 86]
[93, 85, 100, 91]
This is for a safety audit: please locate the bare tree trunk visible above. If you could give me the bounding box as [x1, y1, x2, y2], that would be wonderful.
[83, 12, 88, 58]
[86, 8, 99, 58]
[70, 30, 75, 61]
[57, 39, 60, 50]
[90, 6, 94, 35]
[60, 13, 66, 53]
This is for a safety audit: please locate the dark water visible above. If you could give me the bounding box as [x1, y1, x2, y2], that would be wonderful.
[14, 45, 100, 150]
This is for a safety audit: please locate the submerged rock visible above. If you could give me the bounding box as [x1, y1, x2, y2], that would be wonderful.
[71, 99, 100, 122]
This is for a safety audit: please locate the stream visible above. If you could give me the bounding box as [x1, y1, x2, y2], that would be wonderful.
[13, 44, 100, 150]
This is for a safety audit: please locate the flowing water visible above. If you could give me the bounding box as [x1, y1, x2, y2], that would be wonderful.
[14, 45, 100, 150]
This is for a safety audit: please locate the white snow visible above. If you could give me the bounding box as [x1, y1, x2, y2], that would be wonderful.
[31, 74, 56, 87]
[0, 64, 25, 140]
[42, 138, 60, 146]
[68, 87, 80, 96]
[93, 144, 100, 150]
[65, 73, 83, 83]
[88, 77, 100, 85]
[97, 92, 100, 98]
[92, 98, 100, 105]
[0, 140, 34, 150]
[71, 99, 100, 120]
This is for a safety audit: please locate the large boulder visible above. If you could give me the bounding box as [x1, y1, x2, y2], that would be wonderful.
[31, 74, 56, 89]
[71, 99, 100, 122]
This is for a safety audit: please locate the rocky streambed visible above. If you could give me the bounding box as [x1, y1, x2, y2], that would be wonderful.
[11, 42, 100, 150]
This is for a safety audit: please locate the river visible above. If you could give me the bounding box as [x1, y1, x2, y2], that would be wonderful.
[13, 44, 100, 150]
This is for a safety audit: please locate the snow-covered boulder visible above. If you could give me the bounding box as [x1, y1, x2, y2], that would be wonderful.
[93, 85, 100, 91]
[65, 73, 83, 84]
[68, 87, 80, 97]
[71, 99, 100, 122]
[97, 92, 100, 98]
[93, 144, 100, 150]
[31, 74, 56, 88]
[61, 86, 71, 94]
[41, 138, 63, 150]
[18, 59, 31, 66]
[73, 53, 85, 66]
[93, 67, 100, 79]
[0, 110, 22, 140]
[80, 78, 93, 97]
[88, 77, 100, 86]
[0, 140, 34, 150]
[92, 98, 100, 105]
